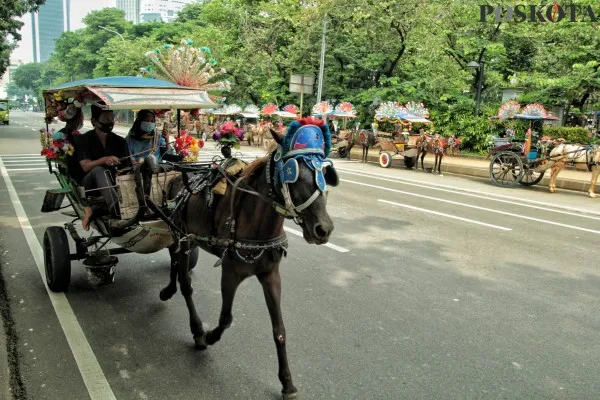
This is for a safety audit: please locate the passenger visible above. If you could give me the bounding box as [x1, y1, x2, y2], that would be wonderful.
[75, 103, 131, 231]
[57, 104, 85, 184]
[125, 109, 171, 163]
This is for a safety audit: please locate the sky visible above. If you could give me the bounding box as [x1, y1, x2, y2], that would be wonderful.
[11, 0, 117, 64]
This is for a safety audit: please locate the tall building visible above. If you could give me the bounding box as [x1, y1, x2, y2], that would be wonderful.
[140, 0, 195, 23]
[117, 0, 141, 24]
[31, 0, 70, 62]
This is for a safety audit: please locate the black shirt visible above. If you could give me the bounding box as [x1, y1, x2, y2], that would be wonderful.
[75, 130, 131, 174]
[75, 129, 131, 173]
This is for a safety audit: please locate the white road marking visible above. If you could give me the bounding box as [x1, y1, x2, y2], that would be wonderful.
[2, 160, 45, 163]
[31, 128, 36, 131]
[283, 226, 349, 253]
[342, 179, 600, 235]
[2, 163, 46, 166]
[4, 168, 48, 171]
[378, 199, 512, 231]
[337, 167, 600, 220]
[0, 154, 41, 156]
[0, 157, 117, 400]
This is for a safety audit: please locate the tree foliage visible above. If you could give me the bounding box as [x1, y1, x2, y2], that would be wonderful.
[9, 0, 600, 150]
[1, 0, 46, 75]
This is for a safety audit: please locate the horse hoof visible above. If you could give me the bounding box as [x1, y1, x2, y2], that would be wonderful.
[589, 192, 596, 198]
[282, 391, 299, 400]
[159, 287, 175, 301]
[194, 333, 208, 350]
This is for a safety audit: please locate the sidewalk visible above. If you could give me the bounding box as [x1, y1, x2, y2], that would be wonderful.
[348, 147, 597, 194]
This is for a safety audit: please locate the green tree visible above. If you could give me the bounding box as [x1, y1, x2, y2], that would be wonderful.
[0, 0, 47, 75]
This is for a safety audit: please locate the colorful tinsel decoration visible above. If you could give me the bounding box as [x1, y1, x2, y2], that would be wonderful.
[498, 101, 521, 121]
[243, 104, 260, 115]
[405, 101, 429, 118]
[312, 101, 333, 116]
[375, 101, 402, 118]
[224, 104, 242, 115]
[142, 38, 231, 92]
[283, 104, 299, 115]
[334, 102, 356, 115]
[261, 103, 279, 115]
[521, 103, 548, 117]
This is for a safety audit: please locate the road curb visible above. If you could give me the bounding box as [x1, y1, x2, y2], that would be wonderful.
[349, 149, 594, 194]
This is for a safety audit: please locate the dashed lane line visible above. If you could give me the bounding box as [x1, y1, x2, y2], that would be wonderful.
[378, 199, 512, 231]
[337, 168, 600, 220]
[342, 178, 600, 235]
[283, 227, 349, 253]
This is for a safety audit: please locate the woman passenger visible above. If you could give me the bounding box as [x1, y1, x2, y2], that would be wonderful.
[125, 109, 171, 163]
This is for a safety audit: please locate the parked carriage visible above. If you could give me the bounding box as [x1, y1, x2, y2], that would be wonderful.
[488, 102, 559, 187]
[374, 102, 432, 168]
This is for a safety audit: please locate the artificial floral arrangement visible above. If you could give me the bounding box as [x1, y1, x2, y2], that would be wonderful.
[175, 130, 204, 162]
[40, 127, 77, 161]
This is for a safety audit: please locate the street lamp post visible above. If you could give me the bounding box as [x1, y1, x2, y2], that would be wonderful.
[98, 26, 125, 42]
[467, 60, 485, 115]
[316, 14, 328, 104]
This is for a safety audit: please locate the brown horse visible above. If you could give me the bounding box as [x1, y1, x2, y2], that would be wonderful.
[347, 129, 378, 162]
[158, 127, 336, 399]
[416, 134, 446, 174]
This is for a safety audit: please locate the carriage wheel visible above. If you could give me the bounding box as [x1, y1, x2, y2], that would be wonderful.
[519, 165, 545, 186]
[379, 152, 392, 168]
[489, 151, 524, 187]
[404, 156, 416, 169]
[337, 146, 348, 159]
[43, 226, 71, 292]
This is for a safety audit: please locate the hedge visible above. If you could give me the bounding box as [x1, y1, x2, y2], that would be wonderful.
[542, 127, 592, 144]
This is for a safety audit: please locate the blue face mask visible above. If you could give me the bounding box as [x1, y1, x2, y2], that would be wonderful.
[140, 121, 156, 133]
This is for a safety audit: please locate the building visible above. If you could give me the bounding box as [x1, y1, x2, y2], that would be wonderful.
[140, 0, 195, 23]
[31, 0, 70, 62]
[117, 0, 141, 24]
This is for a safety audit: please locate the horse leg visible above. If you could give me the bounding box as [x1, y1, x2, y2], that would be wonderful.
[176, 238, 207, 349]
[205, 261, 243, 346]
[159, 243, 179, 301]
[549, 162, 565, 193]
[589, 165, 600, 198]
[258, 268, 298, 399]
[420, 151, 426, 171]
[438, 154, 443, 175]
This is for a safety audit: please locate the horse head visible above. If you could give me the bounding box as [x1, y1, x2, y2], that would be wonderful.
[269, 118, 337, 244]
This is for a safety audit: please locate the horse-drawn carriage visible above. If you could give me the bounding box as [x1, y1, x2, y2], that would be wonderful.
[373, 102, 432, 169]
[40, 77, 218, 290]
[488, 102, 600, 197]
[40, 76, 339, 399]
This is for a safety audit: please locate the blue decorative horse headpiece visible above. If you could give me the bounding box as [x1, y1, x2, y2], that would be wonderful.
[274, 118, 337, 199]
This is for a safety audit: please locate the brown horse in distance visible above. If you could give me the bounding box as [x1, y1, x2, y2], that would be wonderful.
[347, 129, 378, 162]
[416, 134, 447, 174]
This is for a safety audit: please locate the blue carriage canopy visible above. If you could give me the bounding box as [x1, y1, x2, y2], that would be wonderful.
[43, 76, 218, 110]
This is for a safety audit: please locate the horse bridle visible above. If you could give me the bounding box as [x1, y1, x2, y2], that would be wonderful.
[265, 147, 330, 224]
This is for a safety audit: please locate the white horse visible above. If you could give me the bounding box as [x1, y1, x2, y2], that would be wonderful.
[545, 144, 600, 197]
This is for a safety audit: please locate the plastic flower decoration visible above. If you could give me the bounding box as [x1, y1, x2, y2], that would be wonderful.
[175, 130, 204, 162]
[40, 127, 78, 161]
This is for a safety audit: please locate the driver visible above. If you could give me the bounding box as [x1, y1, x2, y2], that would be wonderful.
[75, 102, 131, 230]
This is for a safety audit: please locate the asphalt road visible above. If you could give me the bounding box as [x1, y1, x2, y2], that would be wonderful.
[1, 111, 600, 400]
